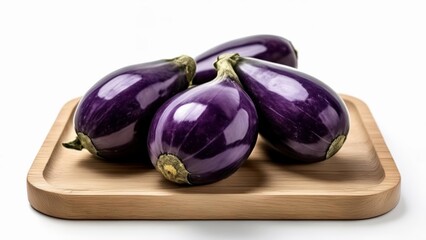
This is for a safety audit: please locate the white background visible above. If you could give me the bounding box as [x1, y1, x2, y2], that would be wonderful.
[1, 0, 425, 239]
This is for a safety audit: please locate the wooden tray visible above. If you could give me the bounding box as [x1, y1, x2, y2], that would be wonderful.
[27, 95, 400, 220]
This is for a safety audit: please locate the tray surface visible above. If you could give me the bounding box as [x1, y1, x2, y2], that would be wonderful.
[27, 95, 400, 219]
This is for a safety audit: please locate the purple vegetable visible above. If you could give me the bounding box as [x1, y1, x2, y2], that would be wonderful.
[221, 53, 350, 162]
[63, 55, 195, 162]
[193, 34, 298, 85]
[147, 57, 258, 185]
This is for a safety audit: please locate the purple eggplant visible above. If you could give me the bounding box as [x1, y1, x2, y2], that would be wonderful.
[193, 34, 298, 85]
[62, 55, 196, 162]
[220, 53, 350, 162]
[147, 57, 258, 185]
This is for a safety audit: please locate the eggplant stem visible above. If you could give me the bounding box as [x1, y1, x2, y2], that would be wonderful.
[326, 135, 346, 159]
[62, 132, 98, 155]
[172, 55, 196, 85]
[214, 53, 242, 85]
[156, 154, 190, 185]
[62, 137, 83, 150]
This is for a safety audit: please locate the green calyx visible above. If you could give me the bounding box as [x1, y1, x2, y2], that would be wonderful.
[156, 154, 190, 185]
[213, 53, 242, 85]
[326, 135, 346, 159]
[62, 132, 98, 155]
[172, 55, 196, 85]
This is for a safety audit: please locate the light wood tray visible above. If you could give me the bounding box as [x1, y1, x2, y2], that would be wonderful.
[27, 95, 400, 219]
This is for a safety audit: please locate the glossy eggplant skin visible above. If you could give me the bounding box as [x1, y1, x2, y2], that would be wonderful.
[64, 56, 195, 161]
[228, 55, 349, 162]
[193, 34, 298, 85]
[148, 75, 258, 185]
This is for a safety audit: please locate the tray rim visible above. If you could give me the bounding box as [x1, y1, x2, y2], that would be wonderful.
[27, 94, 401, 219]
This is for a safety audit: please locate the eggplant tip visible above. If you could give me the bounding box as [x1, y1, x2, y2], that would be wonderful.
[156, 154, 190, 185]
[213, 53, 241, 84]
[173, 55, 196, 84]
[62, 137, 83, 151]
[62, 132, 98, 155]
[326, 135, 346, 159]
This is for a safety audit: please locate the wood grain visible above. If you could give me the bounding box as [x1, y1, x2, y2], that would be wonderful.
[26, 95, 401, 219]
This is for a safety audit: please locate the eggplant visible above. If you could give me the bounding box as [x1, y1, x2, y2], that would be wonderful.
[193, 34, 298, 85]
[147, 57, 258, 185]
[63, 55, 196, 162]
[220, 53, 350, 162]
